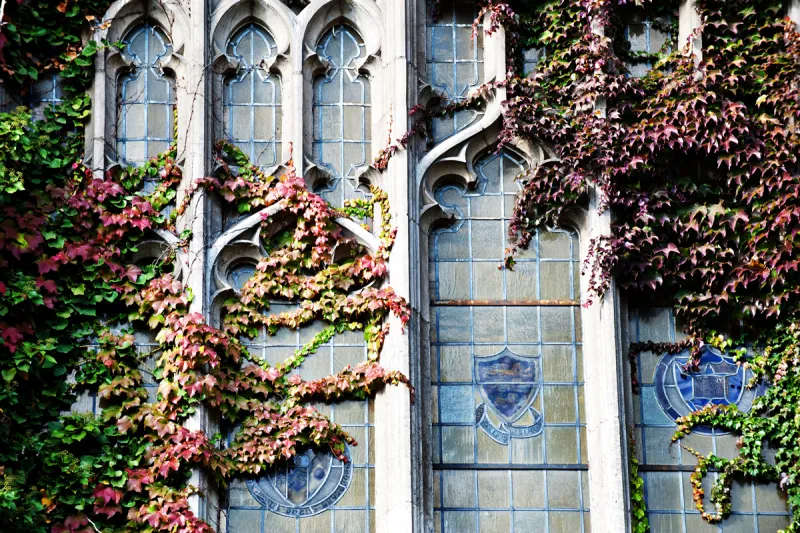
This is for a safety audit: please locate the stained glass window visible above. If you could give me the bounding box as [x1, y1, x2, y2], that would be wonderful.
[225, 268, 374, 532]
[311, 25, 371, 209]
[630, 307, 791, 531]
[624, 16, 671, 77]
[426, 0, 484, 142]
[116, 24, 175, 167]
[72, 327, 159, 416]
[224, 24, 282, 169]
[430, 150, 589, 532]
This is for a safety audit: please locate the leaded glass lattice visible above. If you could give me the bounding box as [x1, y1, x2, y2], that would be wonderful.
[430, 150, 589, 532]
[631, 307, 791, 531]
[311, 25, 371, 209]
[28, 75, 64, 121]
[0, 75, 62, 118]
[116, 24, 175, 167]
[425, 0, 484, 142]
[624, 16, 671, 78]
[224, 24, 282, 169]
[225, 293, 374, 532]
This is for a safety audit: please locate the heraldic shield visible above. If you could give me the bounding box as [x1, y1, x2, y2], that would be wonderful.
[654, 345, 761, 435]
[475, 348, 543, 445]
[246, 447, 352, 517]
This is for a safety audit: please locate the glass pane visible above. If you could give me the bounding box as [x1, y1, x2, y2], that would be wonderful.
[311, 25, 371, 209]
[116, 24, 174, 167]
[426, 0, 484, 141]
[224, 24, 281, 169]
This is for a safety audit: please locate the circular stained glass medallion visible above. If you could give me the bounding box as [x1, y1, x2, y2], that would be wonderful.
[246, 447, 353, 517]
[653, 345, 762, 434]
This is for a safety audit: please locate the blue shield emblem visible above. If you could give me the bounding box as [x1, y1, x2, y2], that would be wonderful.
[475, 348, 543, 444]
[654, 346, 761, 434]
[247, 447, 352, 517]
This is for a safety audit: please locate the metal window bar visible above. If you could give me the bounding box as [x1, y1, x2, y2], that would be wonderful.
[116, 24, 175, 167]
[425, 0, 484, 142]
[224, 24, 282, 169]
[430, 151, 588, 532]
[311, 25, 372, 209]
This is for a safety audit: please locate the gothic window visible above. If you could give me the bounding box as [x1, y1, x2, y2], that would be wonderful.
[135, 329, 160, 405]
[223, 268, 375, 532]
[630, 308, 791, 531]
[624, 15, 671, 77]
[116, 24, 175, 167]
[224, 24, 282, 169]
[311, 25, 371, 209]
[429, 150, 589, 532]
[425, 0, 484, 142]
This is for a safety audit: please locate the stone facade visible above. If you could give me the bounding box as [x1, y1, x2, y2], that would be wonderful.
[73, 0, 800, 532]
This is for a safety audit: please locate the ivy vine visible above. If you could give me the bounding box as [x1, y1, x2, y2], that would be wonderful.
[0, 1, 409, 532]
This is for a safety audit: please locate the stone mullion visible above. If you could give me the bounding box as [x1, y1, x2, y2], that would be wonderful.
[679, 0, 703, 63]
[375, 0, 415, 531]
[577, 13, 629, 533]
[182, 0, 214, 524]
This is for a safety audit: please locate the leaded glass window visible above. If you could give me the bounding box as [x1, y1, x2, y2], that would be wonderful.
[624, 16, 671, 77]
[426, 0, 484, 142]
[116, 24, 175, 167]
[630, 307, 791, 531]
[430, 150, 589, 532]
[224, 24, 282, 169]
[0, 75, 62, 118]
[311, 25, 371, 209]
[224, 268, 375, 532]
[29, 75, 64, 121]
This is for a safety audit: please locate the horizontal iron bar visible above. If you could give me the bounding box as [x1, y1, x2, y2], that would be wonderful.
[433, 463, 588, 471]
[432, 300, 579, 307]
[638, 464, 708, 473]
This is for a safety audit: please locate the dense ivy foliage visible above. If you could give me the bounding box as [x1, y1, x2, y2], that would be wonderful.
[432, 0, 800, 530]
[0, 1, 409, 531]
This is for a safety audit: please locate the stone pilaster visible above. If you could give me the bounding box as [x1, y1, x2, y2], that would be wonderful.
[182, 0, 215, 525]
[374, 0, 414, 531]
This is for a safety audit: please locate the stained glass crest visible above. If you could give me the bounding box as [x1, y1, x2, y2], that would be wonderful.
[654, 345, 760, 434]
[246, 447, 353, 517]
[475, 348, 543, 444]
